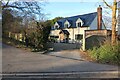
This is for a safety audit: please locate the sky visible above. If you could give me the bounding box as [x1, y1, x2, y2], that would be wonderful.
[43, 2, 99, 19]
[6, 0, 115, 20]
[43, 0, 114, 20]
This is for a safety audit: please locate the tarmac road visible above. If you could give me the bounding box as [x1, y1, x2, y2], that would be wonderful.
[2, 43, 119, 78]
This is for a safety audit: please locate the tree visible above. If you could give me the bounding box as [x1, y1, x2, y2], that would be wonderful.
[118, 1, 120, 36]
[1, 0, 52, 50]
[1, 0, 44, 15]
[50, 17, 63, 26]
[24, 20, 51, 50]
[103, 0, 120, 45]
[1, 0, 46, 29]
[2, 9, 22, 36]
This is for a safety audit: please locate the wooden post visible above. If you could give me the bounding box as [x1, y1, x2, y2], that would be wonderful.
[15, 34, 18, 40]
[8, 32, 11, 38]
[19, 34, 22, 41]
[72, 28, 74, 43]
[82, 30, 86, 51]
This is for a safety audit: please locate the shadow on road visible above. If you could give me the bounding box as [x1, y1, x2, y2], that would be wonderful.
[45, 53, 84, 61]
[47, 42, 81, 52]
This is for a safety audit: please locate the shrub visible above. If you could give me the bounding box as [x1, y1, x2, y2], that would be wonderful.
[88, 41, 120, 65]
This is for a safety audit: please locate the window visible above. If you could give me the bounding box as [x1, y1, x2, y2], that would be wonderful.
[75, 34, 83, 40]
[55, 25, 59, 29]
[77, 22, 81, 27]
[64, 24, 69, 28]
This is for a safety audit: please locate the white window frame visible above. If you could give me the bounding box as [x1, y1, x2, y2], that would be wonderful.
[77, 22, 81, 27]
[54, 22, 60, 29]
[76, 18, 84, 27]
[64, 20, 71, 28]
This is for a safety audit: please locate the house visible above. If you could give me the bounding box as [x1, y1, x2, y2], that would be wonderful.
[50, 6, 106, 43]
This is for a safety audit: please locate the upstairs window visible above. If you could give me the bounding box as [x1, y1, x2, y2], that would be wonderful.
[64, 24, 69, 28]
[77, 22, 81, 27]
[64, 20, 70, 28]
[54, 22, 60, 29]
[55, 25, 59, 29]
[76, 18, 83, 27]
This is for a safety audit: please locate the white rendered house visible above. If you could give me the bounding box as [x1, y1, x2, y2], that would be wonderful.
[50, 6, 105, 43]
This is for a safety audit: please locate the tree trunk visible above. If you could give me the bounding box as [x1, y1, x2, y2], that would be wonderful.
[118, 1, 120, 36]
[111, 0, 117, 45]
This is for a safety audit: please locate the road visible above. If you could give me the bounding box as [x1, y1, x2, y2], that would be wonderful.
[2, 43, 119, 78]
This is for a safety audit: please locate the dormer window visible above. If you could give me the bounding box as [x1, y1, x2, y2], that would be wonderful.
[76, 18, 83, 27]
[54, 22, 60, 29]
[77, 22, 81, 27]
[64, 24, 69, 28]
[55, 25, 59, 29]
[64, 20, 70, 28]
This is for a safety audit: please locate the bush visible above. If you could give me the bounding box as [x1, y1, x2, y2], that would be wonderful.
[88, 41, 120, 65]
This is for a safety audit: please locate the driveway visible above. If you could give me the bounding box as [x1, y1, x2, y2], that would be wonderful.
[48, 49, 82, 60]
[2, 43, 119, 73]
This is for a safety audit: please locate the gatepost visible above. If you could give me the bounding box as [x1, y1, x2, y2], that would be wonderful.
[82, 30, 86, 51]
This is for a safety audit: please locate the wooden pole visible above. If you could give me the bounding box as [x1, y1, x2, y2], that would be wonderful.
[82, 30, 86, 51]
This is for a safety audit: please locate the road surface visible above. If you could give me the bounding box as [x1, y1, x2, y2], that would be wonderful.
[2, 43, 119, 78]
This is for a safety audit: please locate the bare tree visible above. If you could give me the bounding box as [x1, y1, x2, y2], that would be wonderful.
[103, 0, 120, 45]
[1, 0, 47, 34]
[1, 0, 46, 21]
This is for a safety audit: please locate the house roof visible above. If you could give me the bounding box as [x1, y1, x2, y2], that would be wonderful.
[55, 12, 97, 29]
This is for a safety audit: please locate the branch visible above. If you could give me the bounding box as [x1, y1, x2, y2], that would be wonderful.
[2, 5, 27, 10]
[5, 0, 10, 7]
[103, 0, 112, 9]
[118, 8, 120, 10]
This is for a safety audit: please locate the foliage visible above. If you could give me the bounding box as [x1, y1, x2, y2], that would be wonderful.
[2, 1, 46, 36]
[2, 36, 26, 48]
[2, 9, 23, 36]
[2, 1, 63, 51]
[50, 17, 63, 25]
[2, 1, 51, 51]
[26, 17, 63, 50]
[88, 40, 120, 65]
[3, 20, 51, 52]
[1, 1, 45, 19]
[22, 20, 51, 51]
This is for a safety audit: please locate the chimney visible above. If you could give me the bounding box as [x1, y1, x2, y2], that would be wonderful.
[97, 5, 102, 30]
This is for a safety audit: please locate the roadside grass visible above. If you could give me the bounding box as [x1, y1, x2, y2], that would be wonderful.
[3, 37, 25, 47]
[88, 40, 120, 65]
[2, 37, 36, 52]
[3, 36, 54, 54]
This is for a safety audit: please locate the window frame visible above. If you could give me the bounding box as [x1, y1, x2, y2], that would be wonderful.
[76, 18, 83, 27]
[55, 25, 59, 29]
[64, 23, 69, 28]
[54, 22, 60, 29]
[77, 22, 81, 27]
[64, 20, 70, 28]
